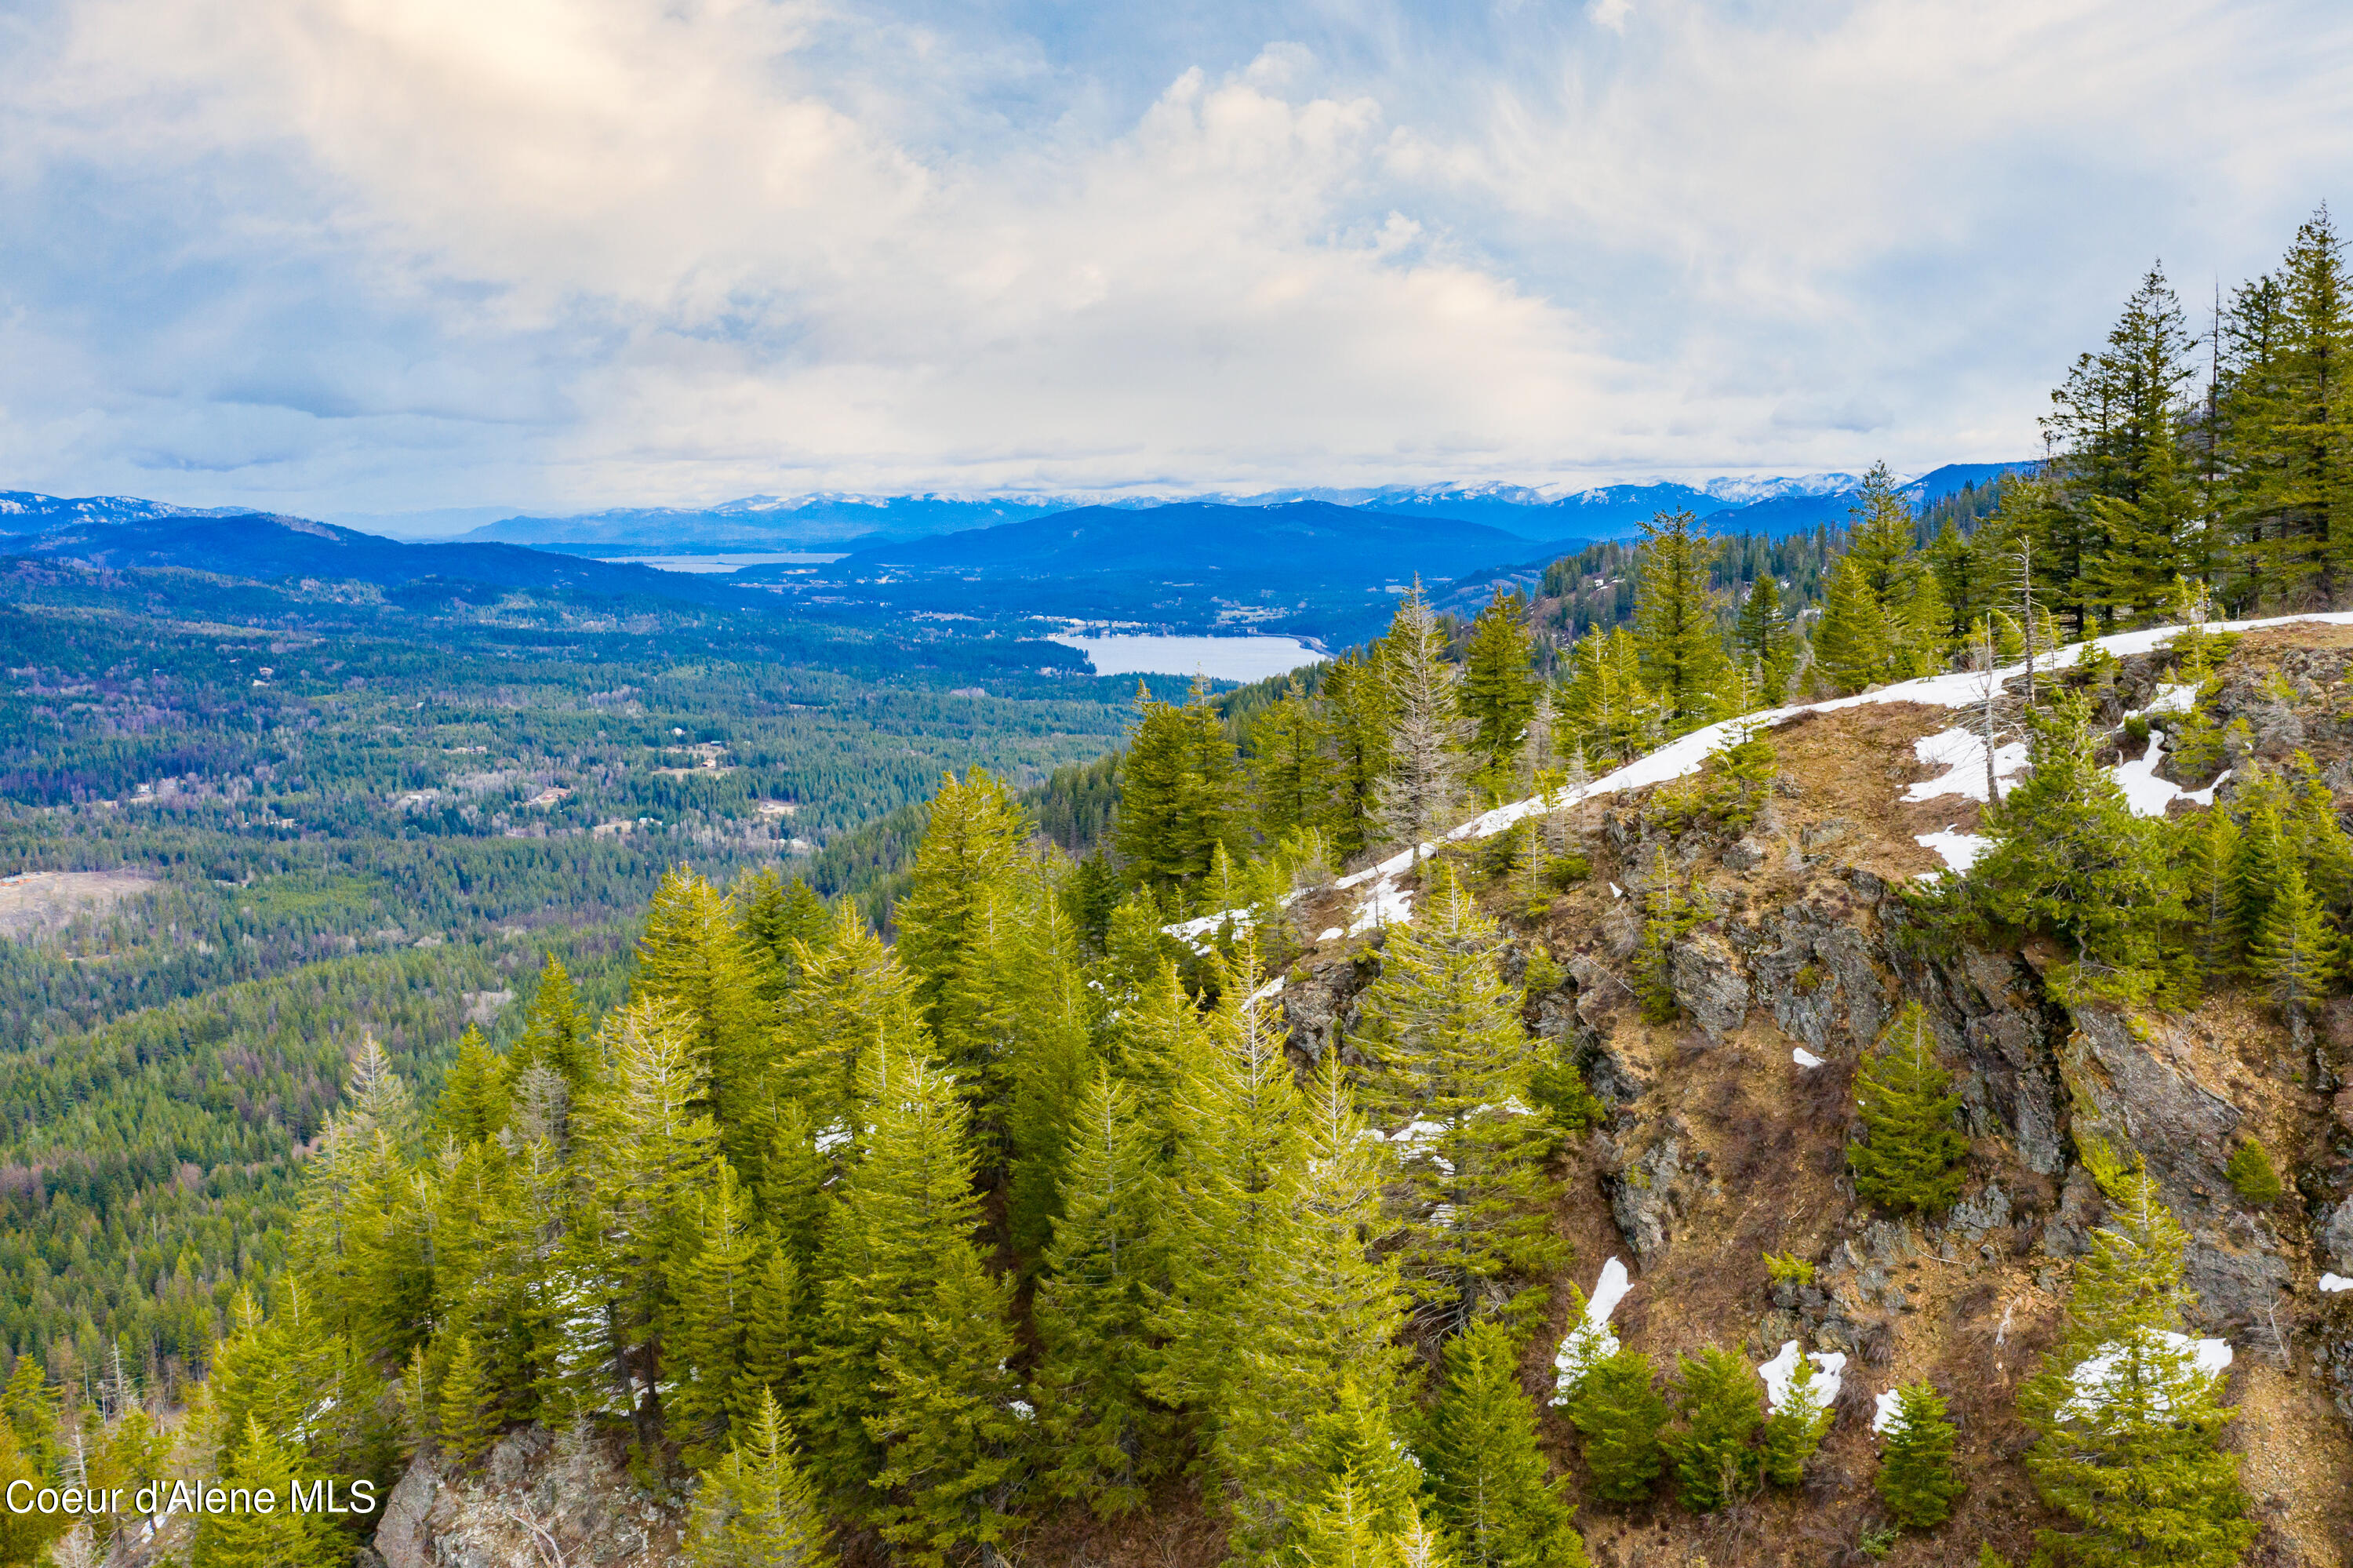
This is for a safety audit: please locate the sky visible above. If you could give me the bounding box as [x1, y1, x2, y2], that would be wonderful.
[2, 0, 2348, 526]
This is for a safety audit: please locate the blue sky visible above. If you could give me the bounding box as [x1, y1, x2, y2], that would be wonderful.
[2, 0, 2348, 523]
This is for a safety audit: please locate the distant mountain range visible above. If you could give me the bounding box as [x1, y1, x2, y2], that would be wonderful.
[838, 500, 1580, 583]
[0, 508, 755, 608]
[456, 462, 2032, 553]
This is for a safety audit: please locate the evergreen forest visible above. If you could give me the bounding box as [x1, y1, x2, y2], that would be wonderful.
[5, 206, 2353, 1568]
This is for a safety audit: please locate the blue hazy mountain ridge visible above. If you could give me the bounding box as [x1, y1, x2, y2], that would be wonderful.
[463, 493, 1076, 551]
[836, 499, 1580, 582]
[0, 508, 787, 612]
[455, 461, 2035, 553]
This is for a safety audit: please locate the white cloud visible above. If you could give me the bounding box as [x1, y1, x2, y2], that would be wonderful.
[1, 0, 2348, 513]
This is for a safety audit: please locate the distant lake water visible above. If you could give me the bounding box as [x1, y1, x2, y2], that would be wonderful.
[600, 553, 844, 574]
[1051, 633, 1325, 682]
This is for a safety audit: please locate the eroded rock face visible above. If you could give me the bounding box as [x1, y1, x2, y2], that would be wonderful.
[2060, 1010, 2291, 1332]
[1605, 1129, 1689, 1269]
[1668, 931, 1749, 1042]
[376, 1428, 682, 1568]
[2318, 1199, 2353, 1275]
[1747, 881, 1888, 1056]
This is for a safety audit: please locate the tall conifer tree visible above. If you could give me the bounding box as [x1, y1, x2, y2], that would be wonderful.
[1423, 1320, 1591, 1568]
[1355, 867, 1566, 1334]
[1461, 591, 1538, 798]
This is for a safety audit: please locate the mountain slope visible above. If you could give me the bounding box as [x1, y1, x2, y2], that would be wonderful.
[0, 510, 774, 609]
[839, 498, 1584, 583]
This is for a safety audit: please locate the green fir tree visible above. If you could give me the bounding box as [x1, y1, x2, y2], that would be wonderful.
[1667, 1348, 1762, 1512]
[1875, 1381, 1963, 1529]
[1848, 1003, 1969, 1215]
[1355, 867, 1567, 1335]
[1565, 1348, 1668, 1504]
[1423, 1320, 1591, 1568]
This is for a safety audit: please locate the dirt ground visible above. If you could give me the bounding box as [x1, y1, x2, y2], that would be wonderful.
[0, 868, 151, 940]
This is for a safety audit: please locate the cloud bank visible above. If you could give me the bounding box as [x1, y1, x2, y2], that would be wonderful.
[1, 0, 2347, 515]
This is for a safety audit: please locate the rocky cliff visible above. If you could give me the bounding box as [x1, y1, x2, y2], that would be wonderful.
[363, 618, 2353, 1568]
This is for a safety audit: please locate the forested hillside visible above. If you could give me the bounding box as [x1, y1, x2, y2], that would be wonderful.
[8, 206, 2353, 1568]
[0, 563, 1140, 1396]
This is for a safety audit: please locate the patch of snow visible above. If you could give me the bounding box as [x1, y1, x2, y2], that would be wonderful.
[1915, 829, 1991, 872]
[1248, 974, 1286, 1006]
[1552, 1257, 1632, 1403]
[1587, 1256, 1632, 1322]
[2058, 1331, 2231, 1419]
[813, 1122, 852, 1154]
[1347, 879, 1414, 937]
[1224, 613, 2353, 944]
[1903, 728, 2030, 804]
[2182, 769, 2229, 807]
[1608, 882, 1624, 898]
[2322, 1274, 2353, 1293]
[1792, 1047, 1825, 1068]
[1758, 1341, 1846, 1413]
[2111, 728, 2191, 818]
[1318, 926, 1344, 942]
[1871, 1388, 1903, 1435]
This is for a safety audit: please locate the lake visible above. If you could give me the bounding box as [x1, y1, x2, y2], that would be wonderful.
[600, 553, 845, 574]
[1050, 633, 1326, 683]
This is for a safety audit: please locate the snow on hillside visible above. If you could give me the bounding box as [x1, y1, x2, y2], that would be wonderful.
[1318, 611, 2353, 937]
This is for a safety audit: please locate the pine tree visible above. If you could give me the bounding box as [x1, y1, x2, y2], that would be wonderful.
[1565, 1348, 1668, 1504]
[1308, 1381, 1425, 1540]
[769, 901, 926, 1142]
[1875, 1381, 1963, 1529]
[437, 1333, 502, 1464]
[573, 998, 722, 1450]
[2218, 208, 2352, 603]
[1554, 626, 1659, 766]
[1667, 1348, 1762, 1512]
[1424, 1320, 1591, 1568]
[1031, 1071, 1173, 1516]
[2045, 270, 2201, 628]
[1631, 511, 1729, 733]
[1116, 684, 1243, 898]
[1155, 944, 1406, 1559]
[189, 1417, 346, 1568]
[801, 1048, 1024, 1559]
[507, 955, 591, 1095]
[1973, 693, 2172, 973]
[686, 1388, 833, 1568]
[634, 868, 769, 1167]
[1288, 1468, 1392, 1568]
[1733, 570, 1794, 700]
[2179, 804, 2245, 989]
[2225, 1137, 2283, 1206]
[896, 768, 1033, 1026]
[1758, 1350, 1831, 1487]
[2248, 860, 2339, 1034]
[736, 870, 835, 998]
[1631, 851, 1706, 1024]
[1461, 591, 1538, 798]
[1848, 1003, 1969, 1215]
[2018, 1151, 2255, 1566]
[1813, 554, 1889, 693]
[1322, 650, 1398, 861]
[670, 1159, 766, 1466]
[738, 1242, 799, 1417]
[432, 1027, 509, 1145]
[1355, 866, 1566, 1334]
[1252, 677, 1334, 840]
[0, 1421, 65, 1568]
[1374, 582, 1472, 853]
